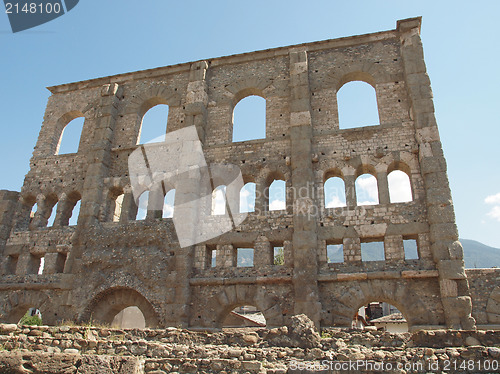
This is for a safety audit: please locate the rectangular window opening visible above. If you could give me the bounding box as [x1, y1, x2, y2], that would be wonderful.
[205, 245, 217, 268]
[403, 238, 419, 260]
[29, 255, 44, 275]
[273, 245, 284, 266]
[327, 242, 344, 263]
[6, 255, 18, 275]
[360, 239, 385, 262]
[37, 256, 45, 275]
[55, 253, 67, 273]
[236, 248, 254, 267]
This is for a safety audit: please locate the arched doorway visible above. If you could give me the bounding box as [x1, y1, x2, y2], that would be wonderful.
[81, 288, 159, 328]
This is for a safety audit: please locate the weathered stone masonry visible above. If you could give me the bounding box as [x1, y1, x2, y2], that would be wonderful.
[0, 17, 497, 330]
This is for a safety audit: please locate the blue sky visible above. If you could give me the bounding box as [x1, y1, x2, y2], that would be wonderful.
[0, 1, 499, 247]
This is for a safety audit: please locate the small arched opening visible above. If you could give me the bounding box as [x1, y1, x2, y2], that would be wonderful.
[388, 170, 413, 203]
[355, 173, 379, 206]
[240, 182, 256, 213]
[135, 191, 149, 221]
[267, 178, 286, 211]
[163, 189, 175, 218]
[324, 170, 346, 208]
[212, 185, 227, 215]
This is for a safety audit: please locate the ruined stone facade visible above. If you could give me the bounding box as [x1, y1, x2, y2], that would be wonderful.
[0, 17, 496, 330]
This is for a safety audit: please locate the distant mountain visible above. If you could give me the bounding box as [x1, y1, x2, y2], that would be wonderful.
[236, 239, 500, 269]
[326, 238, 500, 269]
[459, 239, 500, 269]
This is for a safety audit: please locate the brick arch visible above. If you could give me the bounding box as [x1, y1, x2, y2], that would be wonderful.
[80, 287, 160, 328]
[354, 163, 377, 179]
[225, 77, 273, 108]
[337, 71, 377, 90]
[127, 85, 181, 145]
[210, 285, 284, 328]
[0, 291, 50, 324]
[128, 85, 181, 119]
[330, 61, 398, 91]
[486, 286, 500, 324]
[324, 168, 344, 183]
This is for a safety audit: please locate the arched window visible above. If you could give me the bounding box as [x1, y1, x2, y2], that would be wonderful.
[29, 202, 37, 225]
[324, 177, 346, 208]
[68, 200, 81, 226]
[337, 81, 379, 129]
[112, 194, 124, 222]
[355, 174, 379, 205]
[268, 179, 286, 211]
[138, 104, 169, 144]
[56, 116, 84, 155]
[240, 182, 256, 213]
[212, 185, 226, 215]
[232, 95, 266, 142]
[47, 202, 58, 227]
[163, 189, 175, 218]
[136, 191, 149, 220]
[388, 170, 413, 203]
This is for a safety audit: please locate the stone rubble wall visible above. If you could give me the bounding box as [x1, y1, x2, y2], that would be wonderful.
[0, 322, 499, 374]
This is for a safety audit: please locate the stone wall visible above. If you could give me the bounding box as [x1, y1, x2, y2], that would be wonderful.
[0, 322, 499, 373]
[0, 17, 483, 330]
[466, 269, 500, 327]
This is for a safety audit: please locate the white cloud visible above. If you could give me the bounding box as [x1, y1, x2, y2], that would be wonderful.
[485, 193, 500, 205]
[326, 195, 346, 208]
[356, 175, 379, 205]
[269, 199, 286, 211]
[485, 192, 500, 222]
[487, 205, 500, 222]
[388, 171, 412, 203]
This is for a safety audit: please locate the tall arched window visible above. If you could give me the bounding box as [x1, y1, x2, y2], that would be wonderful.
[268, 180, 286, 211]
[324, 177, 346, 208]
[355, 174, 379, 205]
[136, 191, 149, 220]
[337, 81, 379, 129]
[232, 95, 266, 142]
[47, 202, 58, 227]
[388, 170, 413, 203]
[68, 200, 81, 226]
[240, 182, 256, 213]
[138, 104, 169, 144]
[163, 189, 175, 218]
[112, 194, 124, 222]
[212, 185, 226, 215]
[56, 116, 84, 155]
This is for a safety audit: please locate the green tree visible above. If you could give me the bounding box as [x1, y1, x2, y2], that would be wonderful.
[19, 309, 42, 326]
[273, 247, 284, 265]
